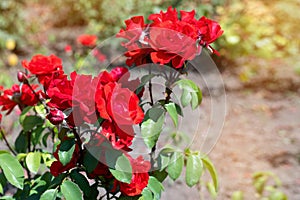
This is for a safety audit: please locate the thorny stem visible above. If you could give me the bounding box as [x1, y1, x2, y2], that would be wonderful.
[148, 66, 154, 106]
[24, 81, 49, 113]
[0, 128, 17, 156]
[72, 128, 84, 161]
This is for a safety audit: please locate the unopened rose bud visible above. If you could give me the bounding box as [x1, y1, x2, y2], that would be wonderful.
[17, 71, 27, 83]
[47, 109, 65, 125]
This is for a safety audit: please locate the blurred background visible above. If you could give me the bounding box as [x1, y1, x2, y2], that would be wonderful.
[0, 0, 299, 199]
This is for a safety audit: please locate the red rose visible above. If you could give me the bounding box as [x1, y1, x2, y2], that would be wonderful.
[47, 74, 73, 111]
[22, 54, 64, 85]
[71, 72, 99, 124]
[119, 155, 151, 196]
[124, 48, 154, 67]
[64, 45, 72, 53]
[118, 6, 223, 68]
[101, 121, 134, 150]
[77, 34, 97, 47]
[96, 81, 144, 125]
[148, 7, 199, 68]
[117, 16, 147, 50]
[148, 6, 178, 24]
[0, 84, 41, 114]
[110, 67, 129, 82]
[88, 161, 111, 179]
[197, 16, 224, 46]
[50, 138, 79, 177]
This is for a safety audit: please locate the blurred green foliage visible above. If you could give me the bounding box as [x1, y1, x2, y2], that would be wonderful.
[44, 0, 224, 38]
[0, 0, 26, 50]
[216, 0, 300, 74]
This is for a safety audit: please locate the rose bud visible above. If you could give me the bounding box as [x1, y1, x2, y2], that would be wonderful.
[17, 71, 27, 83]
[47, 109, 65, 125]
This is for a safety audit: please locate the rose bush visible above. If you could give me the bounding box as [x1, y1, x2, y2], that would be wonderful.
[0, 6, 222, 200]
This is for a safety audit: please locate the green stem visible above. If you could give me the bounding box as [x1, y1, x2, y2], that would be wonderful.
[0, 128, 17, 156]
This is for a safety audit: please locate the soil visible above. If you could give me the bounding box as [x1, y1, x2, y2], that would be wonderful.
[162, 73, 300, 200]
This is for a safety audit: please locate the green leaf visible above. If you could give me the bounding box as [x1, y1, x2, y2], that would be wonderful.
[61, 180, 83, 200]
[165, 103, 178, 127]
[109, 154, 132, 184]
[0, 196, 15, 200]
[207, 182, 218, 199]
[253, 176, 267, 195]
[31, 125, 45, 146]
[83, 150, 99, 173]
[202, 156, 218, 192]
[41, 153, 55, 167]
[185, 153, 203, 187]
[147, 176, 164, 199]
[141, 114, 165, 149]
[191, 91, 199, 110]
[176, 79, 202, 110]
[25, 151, 41, 174]
[269, 191, 288, 200]
[19, 106, 32, 124]
[14, 131, 27, 153]
[42, 132, 51, 147]
[40, 189, 58, 200]
[151, 170, 168, 183]
[0, 153, 24, 189]
[175, 103, 183, 116]
[141, 74, 156, 84]
[22, 115, 44, 132]
[58, 139, 75, 166]
[70, 170, 91, 198]
[135, 74, 156, 95]
[0, 173, 7, 195]
[141, 187, 153, 200]
[34, 104, 46, 116]
[181, 89, 191, 108]
[158, 154, 170, 171]
[145, 107, 165, 122]
[231, 191, 244, 200]
[167, 151, 184, 181]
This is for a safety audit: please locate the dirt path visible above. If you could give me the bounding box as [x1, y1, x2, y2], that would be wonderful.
[163, 87, 300, 200]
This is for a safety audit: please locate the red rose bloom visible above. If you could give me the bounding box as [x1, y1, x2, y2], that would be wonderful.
[148, 7, 199, 68]
[117, 16, 147, 50]
[64, 45, 72, 53]
[95, 81, 144, 125]
[47, 74, 73, 111]
[100, 121, 134, 150]
[124, 48, 154, 67]
[77, 34, 97, 47]
[22, 54, 64, 86]
[119, 155, 151, 196]
[71, 72, 99, 124]
[0, 84, 41, 114]
[118, 6, 223, 68]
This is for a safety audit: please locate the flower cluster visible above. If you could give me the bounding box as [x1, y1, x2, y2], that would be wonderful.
[0, 53, 149, 196]
[0, 7, 222, 200]
[117, 6, 223, 68]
